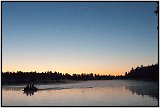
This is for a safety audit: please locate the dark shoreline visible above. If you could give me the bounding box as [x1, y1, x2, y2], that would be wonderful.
[2, 64, 159, 85]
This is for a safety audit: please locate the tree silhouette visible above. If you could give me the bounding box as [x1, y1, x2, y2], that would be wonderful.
[154, 2, 159, 16]
[2, 63, 158, 84]
[125, 64, 158, 81]
[154, 2, 159, 29]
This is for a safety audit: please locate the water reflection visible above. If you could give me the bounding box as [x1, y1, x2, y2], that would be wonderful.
[2, 80, 158, 106]
[2, 86, 24, 91]
[3, 86, 37, 96]
[23, 90, 37, 96]
[125, 84, 158, 101]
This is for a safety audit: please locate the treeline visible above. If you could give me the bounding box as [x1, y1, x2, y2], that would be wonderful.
[125, 63, 158, 81]
[2, 63, 158, 84]
[2, 71, 122, 84]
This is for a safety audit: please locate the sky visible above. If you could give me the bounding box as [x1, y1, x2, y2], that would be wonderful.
[2, 2, 158, 75]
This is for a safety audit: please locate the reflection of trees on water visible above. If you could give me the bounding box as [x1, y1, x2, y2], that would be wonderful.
[125, 84, 158, 101]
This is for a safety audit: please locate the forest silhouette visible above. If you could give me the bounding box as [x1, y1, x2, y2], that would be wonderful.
[2, 63, 158, 84]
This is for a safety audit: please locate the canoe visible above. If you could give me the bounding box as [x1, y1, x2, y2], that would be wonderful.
[22, 87, 38, 91]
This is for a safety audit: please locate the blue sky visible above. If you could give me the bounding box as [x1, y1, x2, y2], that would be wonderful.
[2, 2, 158, 75]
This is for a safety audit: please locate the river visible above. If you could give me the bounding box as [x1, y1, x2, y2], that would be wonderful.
[2, 80, 158, 106]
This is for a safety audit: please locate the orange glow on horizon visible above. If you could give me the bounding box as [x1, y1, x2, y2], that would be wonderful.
[3, 59, 156, 76]
[3, 66, 130, 76]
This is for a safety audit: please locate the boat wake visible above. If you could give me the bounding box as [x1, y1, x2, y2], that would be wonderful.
[37, 86, 94, 91]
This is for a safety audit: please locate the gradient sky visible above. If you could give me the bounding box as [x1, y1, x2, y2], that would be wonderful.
[2, 2, 158, 75]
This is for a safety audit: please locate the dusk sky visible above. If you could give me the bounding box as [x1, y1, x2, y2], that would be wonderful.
[2, 2, 158, 75]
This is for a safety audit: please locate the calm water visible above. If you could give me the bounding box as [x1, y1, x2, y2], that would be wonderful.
[2, 80, 158, 106]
